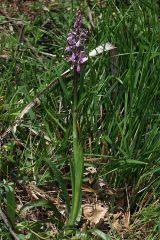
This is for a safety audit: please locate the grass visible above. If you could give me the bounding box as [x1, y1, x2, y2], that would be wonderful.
[0, 0, 160, 239]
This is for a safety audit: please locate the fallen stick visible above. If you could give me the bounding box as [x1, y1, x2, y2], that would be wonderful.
[0, 207, 19, 240]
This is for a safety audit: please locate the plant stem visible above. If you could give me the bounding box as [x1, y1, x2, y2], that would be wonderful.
[67, 68, 84, 227]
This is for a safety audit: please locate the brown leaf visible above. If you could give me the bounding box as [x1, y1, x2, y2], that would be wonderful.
[112, 219, 122, 232]
[123, 210, 130, 229]
[86, 166, 97, 174]
[83, 204, 108, 226]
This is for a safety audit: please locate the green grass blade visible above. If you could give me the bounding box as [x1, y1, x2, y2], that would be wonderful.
[45, 159, 70, 213]
[5, 185, 16, 227]
[19, 198, 63, 224]
[92, 229, 112, 240]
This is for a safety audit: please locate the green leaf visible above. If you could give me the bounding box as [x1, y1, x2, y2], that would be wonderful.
[119, 159, 148, 165]
[0, 15, 6, 22]
[5, 185, 16, 226]
[68, 143, 84, 225]
[92, 229, 112, 240]
[44, 107, 66, 133]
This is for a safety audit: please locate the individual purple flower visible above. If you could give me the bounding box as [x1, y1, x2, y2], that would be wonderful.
[65, 46, 71, 52]
[77, 65, 80, 73]
[65, 9, 87, 72]
[79, 51, 87, 64]
[70, 53, 76, 62]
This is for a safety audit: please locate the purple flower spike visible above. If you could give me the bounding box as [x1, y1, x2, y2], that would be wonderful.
[65, 9, 87, 73]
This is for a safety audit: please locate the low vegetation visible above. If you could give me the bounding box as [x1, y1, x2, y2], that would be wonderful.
[0, 0, 160, 239]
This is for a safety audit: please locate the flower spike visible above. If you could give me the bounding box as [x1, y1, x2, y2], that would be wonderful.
[65, 9, 87, 72]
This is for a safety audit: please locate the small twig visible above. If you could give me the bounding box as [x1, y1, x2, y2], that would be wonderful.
[0, 207, 19, 240]
[84, 157, 107, 162]
[38, 51, 56, 58]
[125, 183, 130, 227]
[86, 4, 95, 28]
[0, 20, 13, 25]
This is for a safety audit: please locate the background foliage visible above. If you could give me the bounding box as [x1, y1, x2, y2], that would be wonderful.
[0, 0, 160, 239]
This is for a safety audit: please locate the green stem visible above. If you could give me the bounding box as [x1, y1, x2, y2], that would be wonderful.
[67, 68, 84, 228]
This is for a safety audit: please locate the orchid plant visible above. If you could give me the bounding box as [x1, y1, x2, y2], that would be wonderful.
[65, 9, 87, 229]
